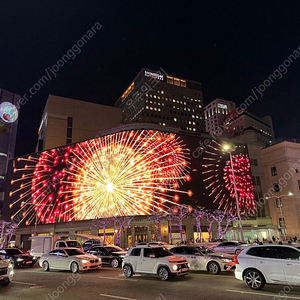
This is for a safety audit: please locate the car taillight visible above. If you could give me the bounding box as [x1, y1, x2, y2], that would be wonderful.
[234, 252, 240, 264]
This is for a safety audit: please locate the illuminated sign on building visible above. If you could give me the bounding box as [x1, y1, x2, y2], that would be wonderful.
[0, 102, 18, 123]
[217, 103, 228, 110]
[144, 71, 164, 81]
[6, 130, 255, 226]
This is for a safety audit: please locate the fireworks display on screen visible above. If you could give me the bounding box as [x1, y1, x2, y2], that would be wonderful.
[202, 140, 255, 215]
[9, 130, 192, 224]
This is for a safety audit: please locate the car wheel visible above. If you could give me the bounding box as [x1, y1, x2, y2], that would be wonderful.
[111, 258, 119, 268]
[71, 262, 80, 273]
[123, 265, 133, 278]
[42, 261, 50, 271]
[235, 249, 241, 254]
[244, 269, 265, 290]
[29, 262, 35, 267]
[207, 261, 221, 275]
[158, 266, 170, 281]
[1, 278, 10, 286]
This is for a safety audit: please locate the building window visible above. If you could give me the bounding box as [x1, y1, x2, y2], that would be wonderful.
[276, 198, 282, 208]
[273, 182, 280, 193]
[174, 78, 180, 86]
[256, 176, 261, 185]
[298, 180, 300, 189]
[279, 217, 285, 227]
[271, 166, 277, 176]
[67, 128, 72, 138]
[167, 76, 173, 84]
[66, 138, 72, 144]
[180, 80, 186, 87]
[67, 117, 73, 127]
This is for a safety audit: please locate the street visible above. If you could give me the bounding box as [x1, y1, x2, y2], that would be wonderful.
[1, 264, 300, 300]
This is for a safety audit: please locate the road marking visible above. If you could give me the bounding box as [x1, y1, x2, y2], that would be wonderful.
[12, 281, 37, 286]
[98, 276, 138, 281]
[227, 289, 300, 299]
[99, 294, 138, 300]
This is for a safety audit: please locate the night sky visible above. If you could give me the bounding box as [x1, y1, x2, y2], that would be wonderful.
[1, 1, 300, 157]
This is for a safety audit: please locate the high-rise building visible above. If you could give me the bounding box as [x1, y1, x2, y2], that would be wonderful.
[0, 88, 20, 206]
[114, 68, 205, 133]
[261, 138, 300, 238]
[225, 109, 275, 147]
[37, 95, 123, 151]
[204, 98, 236, 137]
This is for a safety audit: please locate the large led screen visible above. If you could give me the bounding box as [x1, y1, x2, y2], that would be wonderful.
[4, 130, 255, 225]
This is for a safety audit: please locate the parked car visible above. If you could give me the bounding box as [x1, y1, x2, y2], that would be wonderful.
[234, 244, 300, 290]
[0, 257, 13, 286]
[87, 245, 126, 268]
[122, 245, 189, 281]
[170, 245, 234, 274]
[0, 248, 38, 268]
[82, 239, 102, 251]
[39, 247, 101, 273]
[212, 241, 249, 254]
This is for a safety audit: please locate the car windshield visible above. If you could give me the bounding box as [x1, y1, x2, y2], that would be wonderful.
[65, 249, 85, 256]
[106, 246, 124, 252]
[3, 248, 23, 255]
[66, 241, 81, 248]
[152, 247, 173, 257]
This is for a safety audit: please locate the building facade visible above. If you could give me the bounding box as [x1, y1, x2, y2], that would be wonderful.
[204, 98, 236, 137]
[225, 110, 275, 147]
[114, 68, 205, 133]
[261, 138, 300, 239]
[37, 95, 123, 151]
[0, 88, 20, 208]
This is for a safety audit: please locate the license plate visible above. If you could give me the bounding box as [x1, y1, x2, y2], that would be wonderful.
[181, 268, 188, 272]
[26, 261, 32, 264]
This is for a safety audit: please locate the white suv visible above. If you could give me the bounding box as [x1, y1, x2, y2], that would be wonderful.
[235, 244, 300, 290]
[0, 257, 13, 286]
[122, 245, 189, 280]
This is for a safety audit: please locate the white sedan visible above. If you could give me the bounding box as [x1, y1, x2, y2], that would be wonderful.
[39, 247, 101, 273]
[170, 245, 235, 274]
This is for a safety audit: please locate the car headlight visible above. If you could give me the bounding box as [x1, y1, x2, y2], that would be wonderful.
[81, 259, 89, 264]
[221, 258, 232, 263]
[188, 263, 190, 268]
[17, 258, 24, 262]
[172, 265, 178, 271]
[98, 258, 102, 262]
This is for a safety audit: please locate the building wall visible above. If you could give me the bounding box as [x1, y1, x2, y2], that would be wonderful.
[38, 95, 123, 150]
[262, 141, 300, 238]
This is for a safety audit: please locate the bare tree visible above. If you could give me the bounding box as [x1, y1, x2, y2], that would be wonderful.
[148, 211, 166, 242]
[173, 205, 193, 242]
[214, 210, 238, 239]
[112, 216, 133, 246]
[192, 206, 206, 242]
[205, 210, 215, 242]
[91, 217, 112, 244]
[165, 208, 175, 245]
[0, 221, 17, 248]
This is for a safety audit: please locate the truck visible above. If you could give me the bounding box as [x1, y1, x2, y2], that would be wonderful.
[30, 235, 82, 257]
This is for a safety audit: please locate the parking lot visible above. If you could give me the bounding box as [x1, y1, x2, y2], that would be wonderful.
[1, 264, 300, 300]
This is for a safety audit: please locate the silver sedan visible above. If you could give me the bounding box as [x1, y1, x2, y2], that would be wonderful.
[170, 245, 235, 274]
[39, 247, 101, 273]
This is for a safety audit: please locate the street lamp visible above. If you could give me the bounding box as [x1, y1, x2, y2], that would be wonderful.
[222, 143, 244, 241]
[266, 192, 293, 240]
